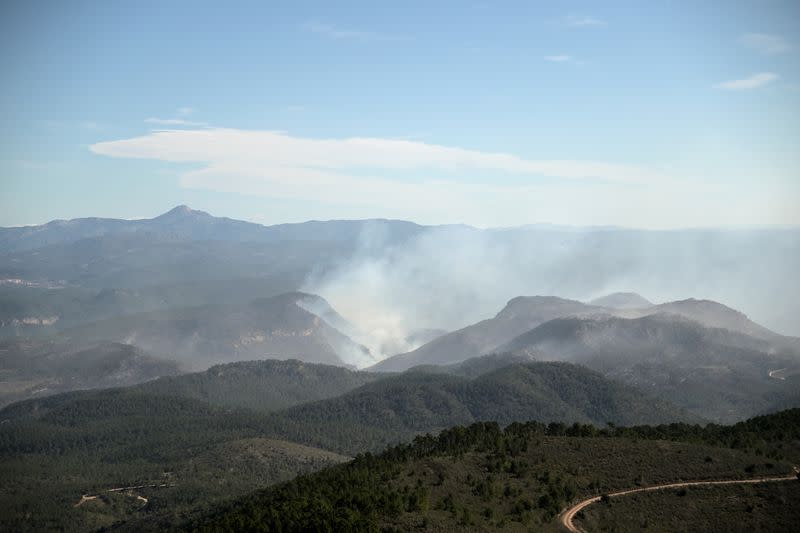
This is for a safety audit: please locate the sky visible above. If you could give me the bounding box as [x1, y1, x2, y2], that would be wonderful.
[1, 0, 799, 229]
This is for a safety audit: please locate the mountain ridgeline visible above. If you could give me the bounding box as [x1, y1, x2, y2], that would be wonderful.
[134, 358, 382, 413]
[133, 357, 698, 456]
[369, 295, 800, 422]
[372, 295, 798, 373]
[0, 356, 698, 454]
[497, 314, 800, 422]
[0, 205, 426, 252]
[2, 206, 799, 336]
[370, 296, 604, 372]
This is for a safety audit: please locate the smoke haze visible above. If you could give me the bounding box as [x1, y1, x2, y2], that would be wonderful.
[304, 224, 800, 364]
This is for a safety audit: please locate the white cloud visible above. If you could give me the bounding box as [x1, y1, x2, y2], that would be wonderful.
[144, 117, 208, 127]
[87, 127, 798, 228]
[742, 33, 790, 54]
[86, 127, 689, 227]
[302, 21, 378, 40]
[544, 54, 572, 62]
[176, 107, 195, 115]
[714, 72, 778, 90]
[91, 128, 666, 185]
[564, 15, 605, 27]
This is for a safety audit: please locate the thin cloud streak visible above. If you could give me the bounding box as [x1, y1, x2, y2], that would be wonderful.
[564, 15, 605, 27]
[714, 72, 778, 90]
[741, 33, 790, 54]
[302, 21, 380, 41]
[90, 128, 667, 185]
[144, 117, 209, 127]
[86, 128, 797, 228]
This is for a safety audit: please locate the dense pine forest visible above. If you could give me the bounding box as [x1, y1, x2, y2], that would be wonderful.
[146, 410, 800, 531]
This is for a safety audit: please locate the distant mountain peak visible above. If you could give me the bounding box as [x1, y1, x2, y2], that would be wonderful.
[589, 292, 653, 309]
[503, 295, 579, 308]
[496, 295, 586, 319]
[655, 298, 750, 322]
[155, 205, 211, 220]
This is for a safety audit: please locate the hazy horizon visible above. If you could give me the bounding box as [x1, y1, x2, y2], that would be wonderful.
[2, 203, 798, 340]
[3, 203, 800, 232]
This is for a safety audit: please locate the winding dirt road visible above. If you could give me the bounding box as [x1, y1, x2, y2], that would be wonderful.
[769, 368, 788, 381]
[560, 470, 798, 533]
[73, 483, 171, 507]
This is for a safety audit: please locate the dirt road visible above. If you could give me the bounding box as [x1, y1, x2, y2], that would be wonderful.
[560, 472, 798, 533]
[769, 368, 787, 380]
[73, 483, 170, 507]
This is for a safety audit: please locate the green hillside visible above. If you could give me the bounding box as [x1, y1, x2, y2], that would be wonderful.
[0, 390, 346, 532]
[264, 361, 698, 455]
[0, 359, 695, 531]
[134, 358, 381, 413]
[182, 410, 800, 532]
[577, 482, 800, 533]
[500, 314, 800, 422]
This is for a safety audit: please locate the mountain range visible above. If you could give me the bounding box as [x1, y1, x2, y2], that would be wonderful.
[370, 296, 607, 372]
[1, 206, 798, 423]
[2, 206, 799, 336]
[372, 295, 799, 367]
[0, 205, 425, 252]
[499, 314, 800, 422]
[371, 295, 800, 422]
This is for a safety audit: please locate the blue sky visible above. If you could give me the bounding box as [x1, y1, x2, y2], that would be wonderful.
[1, 0, 798, 228]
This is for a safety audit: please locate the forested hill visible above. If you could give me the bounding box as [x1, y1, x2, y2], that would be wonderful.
[133, 358, 382, 413]
[0, 360, 694, 459]
[498, 314, 800, 422]
[176, 410, 800, 533]
[0, 388, 347, 532]
[371, 296, 602, 372]
[0, 370, 794, 532]
[262, 361, 698, 455]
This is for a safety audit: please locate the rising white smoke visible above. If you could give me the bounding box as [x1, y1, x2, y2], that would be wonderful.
[303, 223, 800, 367]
